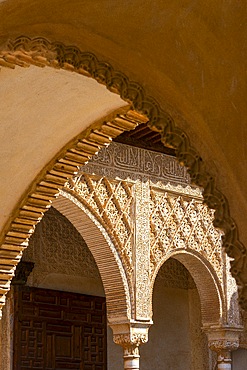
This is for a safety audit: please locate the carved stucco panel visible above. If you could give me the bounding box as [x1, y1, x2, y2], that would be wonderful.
[225, 255, 242, 327]
[81, 142, 190, 185]
[134, 179, 151, 320]
[64, 173, 134, 280]
[156, 258, 196, 290]
[149, 188, 224, 286]
[23, 207, 101, 286]
[77, 142, 226, 321]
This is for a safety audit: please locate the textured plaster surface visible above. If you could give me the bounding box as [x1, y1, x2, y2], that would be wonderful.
[141, 287, 191, 369]
[0, 65, 127, 233]
[232, 348, 247, 369]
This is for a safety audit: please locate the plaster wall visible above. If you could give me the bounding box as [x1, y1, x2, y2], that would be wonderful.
[0, 0, 247, 246]
[232, 348, 247, 369]
[141, 286, 192, 370]
[0, 64, 128, 234]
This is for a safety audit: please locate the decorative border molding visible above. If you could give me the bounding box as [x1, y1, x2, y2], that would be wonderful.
[81, 141, 191, 186]
[0, 35, 246, 311]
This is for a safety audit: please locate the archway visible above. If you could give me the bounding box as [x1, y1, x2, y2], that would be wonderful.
[172, 251, 223, 326]
[52, 192, 132, 324]
[0, 35, 245, 315]
[1, 204, 125, 370]
[141, 251, 224, 369]
[141, 257, 214, 370]
[151, 250, 223, 326]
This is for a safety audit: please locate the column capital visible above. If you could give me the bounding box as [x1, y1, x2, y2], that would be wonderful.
[111, 321, 151, 348]
[208, 339, 239, 353]
[204, 326, 242, 369]
[204, 325, 242, 351]
[110, 321, 151, 369]
[113, 330, 149, 350]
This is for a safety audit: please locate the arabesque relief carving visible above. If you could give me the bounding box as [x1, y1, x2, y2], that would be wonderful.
[134, 179, 151, 319]
[149, 188, 224, 284]
[81, 142, 190, 185]
[113, 332, 148, 348]
[64, 174, 134, 279]
[156, 258, 196, 290]
[23, 207, 101, 285]
[209, 339, 239, 353]
[0, 35, 246, 315]
[63, 142, 225, 321]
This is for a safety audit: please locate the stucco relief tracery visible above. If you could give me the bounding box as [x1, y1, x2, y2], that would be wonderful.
[64, 173, 134, 278]
[149, 189, 224, 283]
[156, 258, 196, 289]
[69, 142, 225, 321]
[82, 142, 190, 185]
[23, 207, 101, 284]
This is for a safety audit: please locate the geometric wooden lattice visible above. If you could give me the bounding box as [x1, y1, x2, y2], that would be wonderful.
[13, 287, 107, 370]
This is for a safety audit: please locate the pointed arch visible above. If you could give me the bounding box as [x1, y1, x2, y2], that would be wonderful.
[52, 191, 132, 324]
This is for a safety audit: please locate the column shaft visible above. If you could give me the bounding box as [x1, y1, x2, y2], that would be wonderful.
[123, 352, 140, 370]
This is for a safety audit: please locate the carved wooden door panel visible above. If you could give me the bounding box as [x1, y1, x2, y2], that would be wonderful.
[13, 286, 107, 370]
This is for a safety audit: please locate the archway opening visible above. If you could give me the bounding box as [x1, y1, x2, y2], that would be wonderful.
[1, 205, 125, 370]
[140, 258, 216, 370]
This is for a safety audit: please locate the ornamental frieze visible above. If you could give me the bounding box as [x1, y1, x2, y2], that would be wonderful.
[81, 142, 191, 186]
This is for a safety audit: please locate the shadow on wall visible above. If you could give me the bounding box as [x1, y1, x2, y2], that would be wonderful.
[140, 259, 210, 370]
[232, 348, 247, 369]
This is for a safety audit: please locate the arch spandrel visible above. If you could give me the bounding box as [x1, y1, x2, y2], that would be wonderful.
[149, 187, 224, 285]
[0, 35, 246, 317]
[64, 174, 134, 279]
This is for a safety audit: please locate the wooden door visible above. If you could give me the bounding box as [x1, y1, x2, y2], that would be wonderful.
[13, 286, 107, 370]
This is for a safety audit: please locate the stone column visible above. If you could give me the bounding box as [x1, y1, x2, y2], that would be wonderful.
[110, 322, 150, 370]
[114, 337, 140, 370]
[208, 340, 239, 369]
[205, 327, 241, 370]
